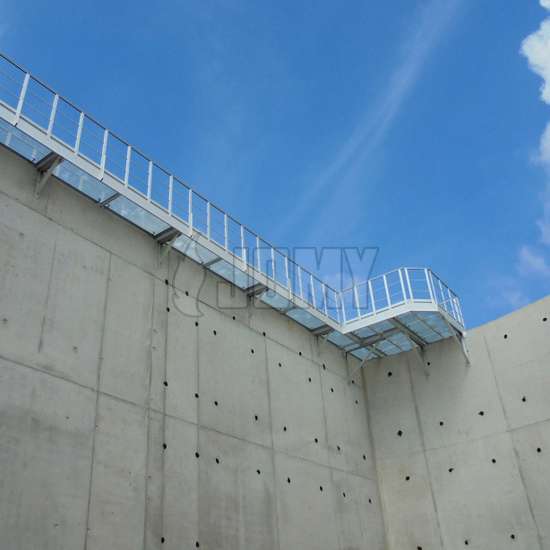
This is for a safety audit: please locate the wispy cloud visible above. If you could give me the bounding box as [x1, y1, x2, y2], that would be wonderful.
[280, 0, 462, 234]
[497, 1, 550, 311]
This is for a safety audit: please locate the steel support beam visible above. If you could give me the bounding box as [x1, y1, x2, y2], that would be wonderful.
[34, 152, 63, 197]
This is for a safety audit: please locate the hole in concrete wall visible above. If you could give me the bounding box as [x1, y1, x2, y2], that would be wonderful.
[368, 498, 372, 504]
[166, 307, 170, 312]
[299, 351, 302, 356]
[278, 362, 282, 367]
[522, 396, 527, 403]
[478, 411, 485, 416]
[262, 331, 266, 337]
[351, 380, 356, 385]
[504, 334, 508, 339]
[337, 445, 341, 452]
[251, 348, 255, 354]
[427, 361, 431, 366]
[195, 542, 200, 548]
[163, 381, 168, 387]
[257, 469, 261, 475]
[232, 315, 236, 320]
[491, 458, 496, 464]
[330, 387, 334, 393]
[363, 454, 367, 461]
[387, 371, 393, 377]
[319, 486, 323, 492]
[510, 534, 516, 540]
[287, 477, 291, 484]
[214, 401, 219, 407]
[342, 492, 346, 498]
[215, 457, 220, 464]
[537, 447, 542, 453]
[464, 540, 469, 546]
[314, 437, 318, 443]
[195, 452, 200, 458]
[163, 443, 167, 450]
[195, 321, 199, 327]
[355, 400, 359, 405]
[283, 426, 287, 432]
[161, 536, 165, 543]
[439, 421, 444, 426]
[254, 414, 259, 421]
[448, 467, 454, 473]
[164, 279, 169, 285]
[322, 363, 326, 370]
[397, 430, 403, 437]
[195, 393, 199, 399]
[185, 291, 189, 296]
[405, 475, 410, 481]
[543, 317, 548, 322]
[417, 546, 423, 550]
[308, 377, 312, 383]
[213, 330, 217, 335]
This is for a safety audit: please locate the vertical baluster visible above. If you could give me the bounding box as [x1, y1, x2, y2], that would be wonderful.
[99, 129, 108, 180]
[224, 214, 229, 251]
[368, 280, 376, 314]
[404, 268, 413, 302]
[383, 274, 391, 307]
[75, 112, 84, 154]
[310, 274, 317, 308]
[124, 146, 131, 186]
[188, 189, 193, 232]
[425, 268, 434, 303]
[398, 268, 406, 303]
[14, 73, 30, 125]
[147, 161, 153, 200]
[353, 284, 360, 318]
[47, 94, 58, 137]
[206, 202, 211, 240]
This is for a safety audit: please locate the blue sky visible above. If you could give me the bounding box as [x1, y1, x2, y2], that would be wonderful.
[1, 0, 549, 327]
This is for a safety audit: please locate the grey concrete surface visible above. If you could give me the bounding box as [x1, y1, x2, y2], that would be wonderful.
[2, 141, 550, 549]
[0, 145, 384, 550]
[366, 297, 550, 549]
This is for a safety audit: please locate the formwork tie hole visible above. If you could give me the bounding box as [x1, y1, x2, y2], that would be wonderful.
[283, 426, 287, 432]
[166, 307, 170, 312]
[537, 447, 542, 453]
[322, 363, 326, 370]
[491, 458, 496, 464]
[504, 334, 508, 339]
[510, 534, 516, 540]
[163, 443, 167, 450]
[161, 537, 165, 544]
[195, 321, 199, 327]
[387, 371, 393, 377]
[163, 381, 168, 387]
[185, 290, 189, 296]
[478, 411, 485, 416]
[543, 317, 548, 322]
[214, 400, 219, 407]
[439, 421, 444, 426]
[195, 393, 199, 399]
[254, 414, 258, 421]
[299, 351, 302, 356]
[397, 430, 403, 437]
[405, 475, 410, 481]
[213, 330, 217, 335]
[257, 469, 261, 475]
[308, 377, 312, 383]
[164, 279, 169, 285]
[232, 315, 236, 320]
[368, 498, 372, 503]
[464, 540, 469, 546]
[343, 492, 346, 498]
[355, 400, 359, 405]
[215, 457, 220, 464]
[278, 362, 282, 367]
[330, 387, 334, 393]
[287, 477, 291, 484]
[319, 486, 323, 492]
[337, 445, 341, 452]
[449, 467, 454, 473]
[314, 437, 318, 443]
[195, 452, 200, 458]
[251, 348, 255, 354]
[262, 331, 266, 337]
[362, 454, 367, 461]
[522, 396, 527, 403]
[195, 542, 200, 548]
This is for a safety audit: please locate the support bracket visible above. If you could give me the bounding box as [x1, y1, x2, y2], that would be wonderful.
[157, 229, 182, 266]
[34, 153, 63, 197]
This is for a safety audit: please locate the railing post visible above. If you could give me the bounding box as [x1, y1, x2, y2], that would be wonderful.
[425, 268, 435, 303]
[310, 274, 316, 309]
[284, 256, 291, 292]
[206, 202, 211, 240]
[256, 236, 261, 271]
[147, 160, 153, 200]
[368, 280, 376, 314]
[271, 247, 275, 279]
[398, 268, 406, 304]
[383, 274, 391, 307]
[297, 266, 304, 299]
[353, 284, 360, 318]
[404, 268, 413, 302]
[188, 189, 193, 232]
[168, 175, 173, 215]
[75, 112, 84, 153]
[224, 214, 229, 251]
[124, 146, 131, 186]
[99, 129, 108, 180]
[14, 73, 30, 125]
[47, 94, 59, 137]
[322, 284, 328, 316]
[339, 292, 347, 323]
[240, 225, 246, 265]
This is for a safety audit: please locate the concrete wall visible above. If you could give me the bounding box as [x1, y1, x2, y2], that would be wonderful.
[365, 295, 550, 549]
[0, 145, 385, 550]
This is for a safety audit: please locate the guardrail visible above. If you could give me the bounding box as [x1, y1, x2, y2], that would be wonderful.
[0, 52, 464, 333]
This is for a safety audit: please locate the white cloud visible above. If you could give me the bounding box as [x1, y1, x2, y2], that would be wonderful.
[542, 0, 550, 11]
[518, 245, 550, 277]
[521, 18, 550, 104]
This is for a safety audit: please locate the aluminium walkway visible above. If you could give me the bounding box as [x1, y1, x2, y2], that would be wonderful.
[0, 52, 466, 368]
